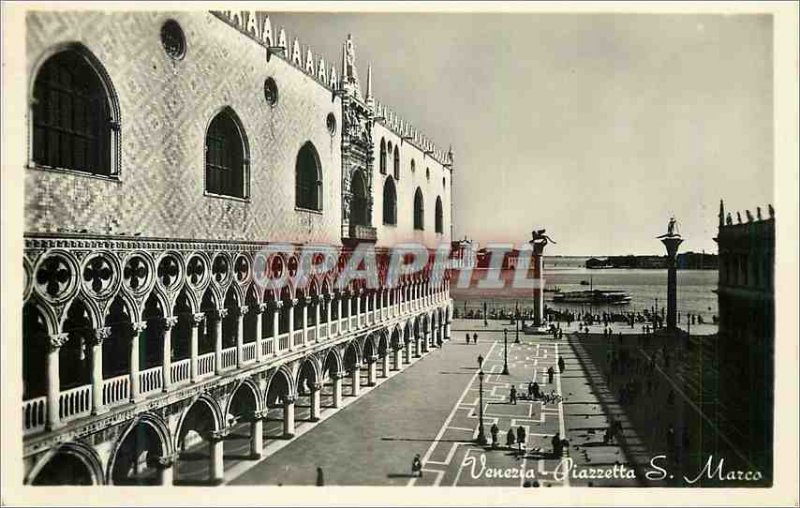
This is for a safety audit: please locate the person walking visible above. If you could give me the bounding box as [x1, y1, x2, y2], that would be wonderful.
[411, 454, 423, 478]
[509, 385, 518, 405]
[547, 366, 555, 384]
[316, 467, 325, 486]
[551, 432, 562, 458]
[527, 381, 534, 398]
[516, 426, 527, 456]
[532, 381, 541, 399]
[558, 356, 566, 374]
[466, 333, 470, 344]
[506, 427, 516, 449]
[490, 423, 499, 448]
[473, 332, 478, 344]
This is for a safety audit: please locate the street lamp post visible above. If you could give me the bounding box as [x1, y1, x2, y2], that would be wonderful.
[515, 318, 520, 344]
[476, 354, 487, 446]
[502, 329, 509, 375]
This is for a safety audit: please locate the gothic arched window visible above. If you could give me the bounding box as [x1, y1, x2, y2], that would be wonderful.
[435, 196, 444, 234]
[350, 169, 369, 226]
[413, 187, 424, 231]
[379, 138, 387, 174]
[205, 108, 248, 198]
[393, 146, 400, 180]
[383, 177, 397, 226]
[32, 47, 117, 176]
[296, 142, 322, 211]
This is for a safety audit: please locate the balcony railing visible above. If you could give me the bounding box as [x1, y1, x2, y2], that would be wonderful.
[242, 342, 257, 364]
[347, 224, 377, 242]
[171, 358, 191, 385]
[102, 375, 130, 408]
[59, 384, 92, 422]
[197, 352, 215, 378]
[277, 333, 289, 351]
[139, 366, 163, 395]
[260, 337, 274, 357]
[23, 396, 46, 434]
[25, 293, 448, 436]
[221, 347, 237, 370]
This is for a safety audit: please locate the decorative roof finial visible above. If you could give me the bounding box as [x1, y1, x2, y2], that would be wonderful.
[756, 206, 762, 220]
[736, 211, 742, 224]
[366, 64, 374, 106]
[768, 204, 774, 218]
[718, 199, 725, 228]
[745, 209, 754, 222]
[726, 212, 733, 226]
[278, 27, 287, 49]
[262, 15, 273, 46]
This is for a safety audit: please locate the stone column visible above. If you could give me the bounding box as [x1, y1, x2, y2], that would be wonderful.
[46, 333, 69, 431]
[351, 367, 361, 396]
[337, 297, 343, 334]
[283, 395, 295, 437]
[367, 356, 378, 385]
[660, 234, 684, 332]
[325, 295, 333, 331]
[130, 321, 146, 402]
[404, 340, 412, 364]
[346, 296, 352, 327]
[236, 306, 247, 368]
[422, 331, 430, 353]
[157, 453, 177, 486]
[394, 346, 402, 370]
[163, 317, 177, 391]
[372, 292, 378, 322]
[190, 313, 204, 382]
[310, 382, 322, 421]
[445, 315, 451, 342]
[314, 298, 321, 341]
[91, 327, 110, 415]
[208, 428, 228, 484]
[382, 353, 390, 377]
[250, 410, 264, 459]
[301, 298, 308, 345]
[332, 373, 343, 408]
[288, 299, 296, 351]
[414, 337, 422, 358]
[215, 309, 226, 373]
[254, 304, 265, 363]
[355, 292, 361, 321]
[272, 303, 281, 347]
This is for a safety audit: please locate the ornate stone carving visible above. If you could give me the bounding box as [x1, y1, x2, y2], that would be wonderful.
[192, 313, 206, 325]
[164, 316, 179, 328]
[89, 326, 111, 346]
[49, 332, 70, 350]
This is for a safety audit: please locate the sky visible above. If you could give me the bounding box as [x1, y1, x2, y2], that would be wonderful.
[272, 11, 773, 256]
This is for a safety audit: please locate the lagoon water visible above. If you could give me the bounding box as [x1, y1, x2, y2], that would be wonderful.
[450, 264, 718, 326]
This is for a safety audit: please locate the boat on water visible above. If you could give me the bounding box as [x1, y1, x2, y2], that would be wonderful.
[552, 289, 632, 305]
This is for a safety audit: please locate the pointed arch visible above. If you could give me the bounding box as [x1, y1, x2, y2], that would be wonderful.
[296, 141, 323, 211]
[379, 137, 387, 174]
[106, 412, 173, 485]
[382, 176, 397, 225]
[413, 187, 425, 231]
[435, 195, 444, 234]
[28, 441, 105, 485]
[205, 106, 250, 199]
[29, 42, 121, 177]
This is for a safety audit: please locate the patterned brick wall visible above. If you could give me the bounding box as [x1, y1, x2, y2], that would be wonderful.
[24, 11, 342, 245]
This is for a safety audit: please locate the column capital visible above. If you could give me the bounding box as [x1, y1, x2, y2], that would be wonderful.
[311, 382, 322, 391]
[164, 316, 179, 328]
[209, 427, 230, 442]
[217, 308, 229, 319]
[132, 321, 147, 333]
[274, 301, 284, 310]
[283, 395, 296, 404]
[49, 332, 70, 350]
[257, 303, 268, 313]
[89, 326, 111, 345]
[290, 298, 299, 306]
[239, 305, 250, 316]
[368, 355, 379, 362]
[157, 452, 180, 468]
[252, 408, 268, 420]
[323, 293, 333, 301]
[192, 313, 206, 325]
